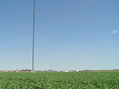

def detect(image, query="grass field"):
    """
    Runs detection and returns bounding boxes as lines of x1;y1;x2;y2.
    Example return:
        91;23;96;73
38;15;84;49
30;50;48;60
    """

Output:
0;72;119;89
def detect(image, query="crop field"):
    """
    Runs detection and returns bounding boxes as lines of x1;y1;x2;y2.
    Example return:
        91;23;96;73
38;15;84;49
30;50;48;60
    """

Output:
0;72;119;89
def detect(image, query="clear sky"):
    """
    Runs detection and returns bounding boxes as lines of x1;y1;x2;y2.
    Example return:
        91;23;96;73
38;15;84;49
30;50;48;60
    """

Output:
0;0;119;71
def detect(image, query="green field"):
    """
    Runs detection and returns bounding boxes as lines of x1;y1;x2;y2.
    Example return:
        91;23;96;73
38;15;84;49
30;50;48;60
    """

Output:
0;72;119;89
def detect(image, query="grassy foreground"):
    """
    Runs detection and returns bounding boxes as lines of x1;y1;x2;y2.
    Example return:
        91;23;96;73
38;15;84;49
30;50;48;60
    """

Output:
0;72;119;89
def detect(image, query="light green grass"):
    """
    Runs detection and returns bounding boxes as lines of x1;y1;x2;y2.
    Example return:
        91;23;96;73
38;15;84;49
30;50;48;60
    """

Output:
0;72;119;89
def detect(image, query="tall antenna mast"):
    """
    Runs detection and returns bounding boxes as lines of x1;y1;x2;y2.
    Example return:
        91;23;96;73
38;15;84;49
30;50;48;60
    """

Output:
32;0;35;71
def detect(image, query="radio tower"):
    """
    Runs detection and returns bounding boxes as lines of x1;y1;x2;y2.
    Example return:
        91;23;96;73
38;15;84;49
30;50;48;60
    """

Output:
32;0;35;71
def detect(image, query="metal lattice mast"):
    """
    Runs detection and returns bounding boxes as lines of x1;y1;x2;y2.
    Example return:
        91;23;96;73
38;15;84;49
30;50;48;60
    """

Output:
32;0;35;71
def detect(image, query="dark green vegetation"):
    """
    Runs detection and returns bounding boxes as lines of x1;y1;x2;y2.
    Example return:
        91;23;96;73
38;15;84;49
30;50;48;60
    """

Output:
0;72;119;89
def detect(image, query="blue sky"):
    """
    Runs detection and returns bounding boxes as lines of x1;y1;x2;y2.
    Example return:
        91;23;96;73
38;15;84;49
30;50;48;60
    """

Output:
0;0;119;70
